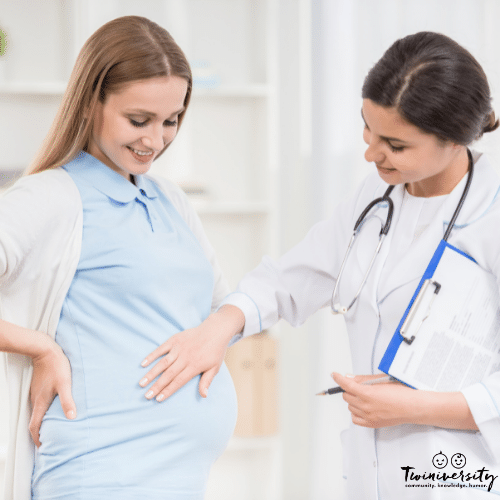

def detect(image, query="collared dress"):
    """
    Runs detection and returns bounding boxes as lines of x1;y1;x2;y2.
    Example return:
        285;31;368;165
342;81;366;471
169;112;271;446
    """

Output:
222;151;500;499
29;152;237;500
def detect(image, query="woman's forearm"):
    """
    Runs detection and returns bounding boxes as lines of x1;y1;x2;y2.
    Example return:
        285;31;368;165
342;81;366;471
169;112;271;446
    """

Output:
0;318;55;359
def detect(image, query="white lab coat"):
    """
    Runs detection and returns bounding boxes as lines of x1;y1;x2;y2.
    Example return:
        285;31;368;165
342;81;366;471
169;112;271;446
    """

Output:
222;151;500;499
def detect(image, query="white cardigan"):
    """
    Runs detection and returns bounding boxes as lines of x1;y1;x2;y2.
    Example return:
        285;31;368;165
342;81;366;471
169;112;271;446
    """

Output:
0;167;230;500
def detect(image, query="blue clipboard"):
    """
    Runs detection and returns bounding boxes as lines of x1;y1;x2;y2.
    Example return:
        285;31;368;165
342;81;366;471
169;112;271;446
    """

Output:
378;239;476;387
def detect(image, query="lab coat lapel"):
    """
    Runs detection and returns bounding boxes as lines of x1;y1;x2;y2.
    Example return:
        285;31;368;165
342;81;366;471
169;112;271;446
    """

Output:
372;182;440;303
376;151;500;303
443;152;500;233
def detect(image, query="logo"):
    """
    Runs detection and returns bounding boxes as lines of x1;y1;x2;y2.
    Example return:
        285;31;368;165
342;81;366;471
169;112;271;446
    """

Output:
0;28;7;57
401;451;498;492
451;453;466;469
432;451;447;469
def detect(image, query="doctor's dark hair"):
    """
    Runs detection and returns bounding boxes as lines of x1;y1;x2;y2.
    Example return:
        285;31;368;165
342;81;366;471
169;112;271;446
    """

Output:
28;16;192;175
362;31;498;145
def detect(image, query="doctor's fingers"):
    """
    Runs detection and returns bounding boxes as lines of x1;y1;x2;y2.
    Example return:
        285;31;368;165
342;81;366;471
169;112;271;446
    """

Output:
141;339;176;368
141;357;190;401
139;349;179;388
198;365;221;398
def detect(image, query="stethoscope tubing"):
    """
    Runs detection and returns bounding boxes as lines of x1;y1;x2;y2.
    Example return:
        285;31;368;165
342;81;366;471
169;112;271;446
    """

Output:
331;148;474;315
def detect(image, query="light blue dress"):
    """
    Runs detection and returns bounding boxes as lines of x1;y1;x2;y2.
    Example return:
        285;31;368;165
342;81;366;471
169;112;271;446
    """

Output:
31;152;237;500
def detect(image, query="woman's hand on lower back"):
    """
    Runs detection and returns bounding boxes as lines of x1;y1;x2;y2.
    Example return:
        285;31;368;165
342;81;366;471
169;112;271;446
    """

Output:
139;305;245;402
29;338;76;447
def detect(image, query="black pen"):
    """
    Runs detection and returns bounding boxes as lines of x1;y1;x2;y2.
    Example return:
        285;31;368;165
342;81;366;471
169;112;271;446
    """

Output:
316;375;395;395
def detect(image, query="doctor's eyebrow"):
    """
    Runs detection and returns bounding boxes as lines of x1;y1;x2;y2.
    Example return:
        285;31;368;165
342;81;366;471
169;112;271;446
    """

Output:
361;108;410;145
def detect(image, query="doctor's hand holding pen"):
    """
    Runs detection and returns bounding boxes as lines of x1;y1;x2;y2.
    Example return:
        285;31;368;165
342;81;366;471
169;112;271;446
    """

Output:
329;372;478;431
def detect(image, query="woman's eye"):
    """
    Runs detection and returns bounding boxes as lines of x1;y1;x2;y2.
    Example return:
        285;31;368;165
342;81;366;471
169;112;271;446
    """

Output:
130;119;147;128
164;119;178;127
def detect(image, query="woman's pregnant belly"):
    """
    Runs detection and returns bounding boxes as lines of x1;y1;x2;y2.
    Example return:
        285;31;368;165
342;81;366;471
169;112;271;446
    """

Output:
33;340;237;496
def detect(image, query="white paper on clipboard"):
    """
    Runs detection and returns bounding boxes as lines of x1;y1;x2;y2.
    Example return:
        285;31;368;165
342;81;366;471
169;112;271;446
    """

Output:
380;242;500;392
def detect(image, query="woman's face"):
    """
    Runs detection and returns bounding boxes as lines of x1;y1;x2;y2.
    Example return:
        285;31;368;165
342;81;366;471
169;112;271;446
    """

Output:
362;99;468;197
88;76;188;181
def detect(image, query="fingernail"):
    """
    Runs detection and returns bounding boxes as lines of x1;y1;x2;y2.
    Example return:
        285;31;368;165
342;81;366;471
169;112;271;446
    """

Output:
145;390;154;399
67;410;76;419
202;388;208;398
156;394;165;402
346;373;355;378
139;378;148;387
141;359;148;367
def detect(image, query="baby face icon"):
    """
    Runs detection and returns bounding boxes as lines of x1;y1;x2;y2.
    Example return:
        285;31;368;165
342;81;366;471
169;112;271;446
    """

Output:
432;451;448;469
451;453;466;469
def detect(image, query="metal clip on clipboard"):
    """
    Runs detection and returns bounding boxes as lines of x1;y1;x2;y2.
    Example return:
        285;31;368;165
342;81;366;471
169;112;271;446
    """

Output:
399;279;441;345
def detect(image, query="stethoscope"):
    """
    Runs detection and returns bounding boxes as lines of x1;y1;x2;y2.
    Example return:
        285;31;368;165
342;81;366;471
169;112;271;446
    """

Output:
331;148;474;315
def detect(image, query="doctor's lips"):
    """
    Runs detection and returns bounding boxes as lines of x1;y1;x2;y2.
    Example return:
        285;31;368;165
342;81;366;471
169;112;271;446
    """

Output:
376;164;397;173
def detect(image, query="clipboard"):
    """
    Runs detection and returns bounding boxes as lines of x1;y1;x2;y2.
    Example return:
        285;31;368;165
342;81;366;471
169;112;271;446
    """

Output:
379;239;500;392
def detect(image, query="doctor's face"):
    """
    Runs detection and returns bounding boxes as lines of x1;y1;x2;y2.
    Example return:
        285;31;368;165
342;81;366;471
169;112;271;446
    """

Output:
362;99;468;197
88;76;188;182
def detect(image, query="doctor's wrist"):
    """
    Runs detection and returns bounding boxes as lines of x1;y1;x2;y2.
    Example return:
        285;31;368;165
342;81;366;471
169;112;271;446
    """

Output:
208;305;245;345
413;390;479;431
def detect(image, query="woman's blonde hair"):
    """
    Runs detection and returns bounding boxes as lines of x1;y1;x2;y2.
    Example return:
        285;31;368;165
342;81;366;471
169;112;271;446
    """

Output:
27;15;192;175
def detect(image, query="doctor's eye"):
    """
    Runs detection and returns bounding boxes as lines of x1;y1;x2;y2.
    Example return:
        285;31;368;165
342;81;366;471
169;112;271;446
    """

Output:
388;142;405;153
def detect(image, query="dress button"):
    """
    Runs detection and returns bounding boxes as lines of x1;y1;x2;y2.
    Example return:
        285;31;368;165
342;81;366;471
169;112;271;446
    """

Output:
373;461;377;467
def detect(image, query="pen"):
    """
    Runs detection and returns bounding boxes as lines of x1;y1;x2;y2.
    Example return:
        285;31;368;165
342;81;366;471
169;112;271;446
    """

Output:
316;375;396;395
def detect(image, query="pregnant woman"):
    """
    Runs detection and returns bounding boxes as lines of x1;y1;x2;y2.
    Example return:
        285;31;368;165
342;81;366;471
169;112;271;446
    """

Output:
0;15;237;500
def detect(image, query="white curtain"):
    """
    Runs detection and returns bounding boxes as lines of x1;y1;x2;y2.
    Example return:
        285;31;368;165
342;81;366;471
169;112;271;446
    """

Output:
309;1;500;498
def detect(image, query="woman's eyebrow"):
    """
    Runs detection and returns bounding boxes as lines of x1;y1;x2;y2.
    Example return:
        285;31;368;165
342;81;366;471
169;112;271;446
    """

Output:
126;107;185;119
361;108;409;144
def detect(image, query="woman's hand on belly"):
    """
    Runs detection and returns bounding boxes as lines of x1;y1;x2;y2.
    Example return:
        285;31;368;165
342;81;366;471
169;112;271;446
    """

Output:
30;337;77;446
139;305;245;402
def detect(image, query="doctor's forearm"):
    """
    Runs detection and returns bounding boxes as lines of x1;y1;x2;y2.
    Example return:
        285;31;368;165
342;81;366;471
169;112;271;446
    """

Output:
413;390;479;431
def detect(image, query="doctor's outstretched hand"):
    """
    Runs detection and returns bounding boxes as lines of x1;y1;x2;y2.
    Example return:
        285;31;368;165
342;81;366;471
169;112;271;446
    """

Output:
139;305;245;402
332;372;479;431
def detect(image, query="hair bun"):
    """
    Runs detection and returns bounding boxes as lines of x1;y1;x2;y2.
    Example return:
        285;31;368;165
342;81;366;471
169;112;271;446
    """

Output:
483;111;500;135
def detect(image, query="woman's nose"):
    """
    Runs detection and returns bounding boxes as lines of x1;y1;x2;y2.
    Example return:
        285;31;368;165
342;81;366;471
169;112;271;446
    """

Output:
142;126;165;151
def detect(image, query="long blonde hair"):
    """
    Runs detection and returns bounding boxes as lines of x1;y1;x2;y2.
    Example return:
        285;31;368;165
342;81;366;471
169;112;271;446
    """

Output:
27;16;192;175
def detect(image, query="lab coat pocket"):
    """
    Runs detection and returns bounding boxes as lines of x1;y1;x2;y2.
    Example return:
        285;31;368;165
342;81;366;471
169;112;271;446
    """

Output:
340;428;350;480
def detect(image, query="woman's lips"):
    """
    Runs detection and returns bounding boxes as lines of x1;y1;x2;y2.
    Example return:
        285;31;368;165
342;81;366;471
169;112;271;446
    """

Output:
127;146;154;164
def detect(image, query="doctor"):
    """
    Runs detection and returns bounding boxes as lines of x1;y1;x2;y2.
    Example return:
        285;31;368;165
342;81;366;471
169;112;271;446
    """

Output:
140;32;500;498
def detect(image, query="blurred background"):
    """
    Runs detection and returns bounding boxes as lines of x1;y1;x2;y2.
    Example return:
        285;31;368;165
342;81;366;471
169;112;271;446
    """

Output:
1;1;500;499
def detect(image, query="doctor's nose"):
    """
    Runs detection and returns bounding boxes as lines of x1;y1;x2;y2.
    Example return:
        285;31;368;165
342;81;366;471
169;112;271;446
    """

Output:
364;138;385;164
